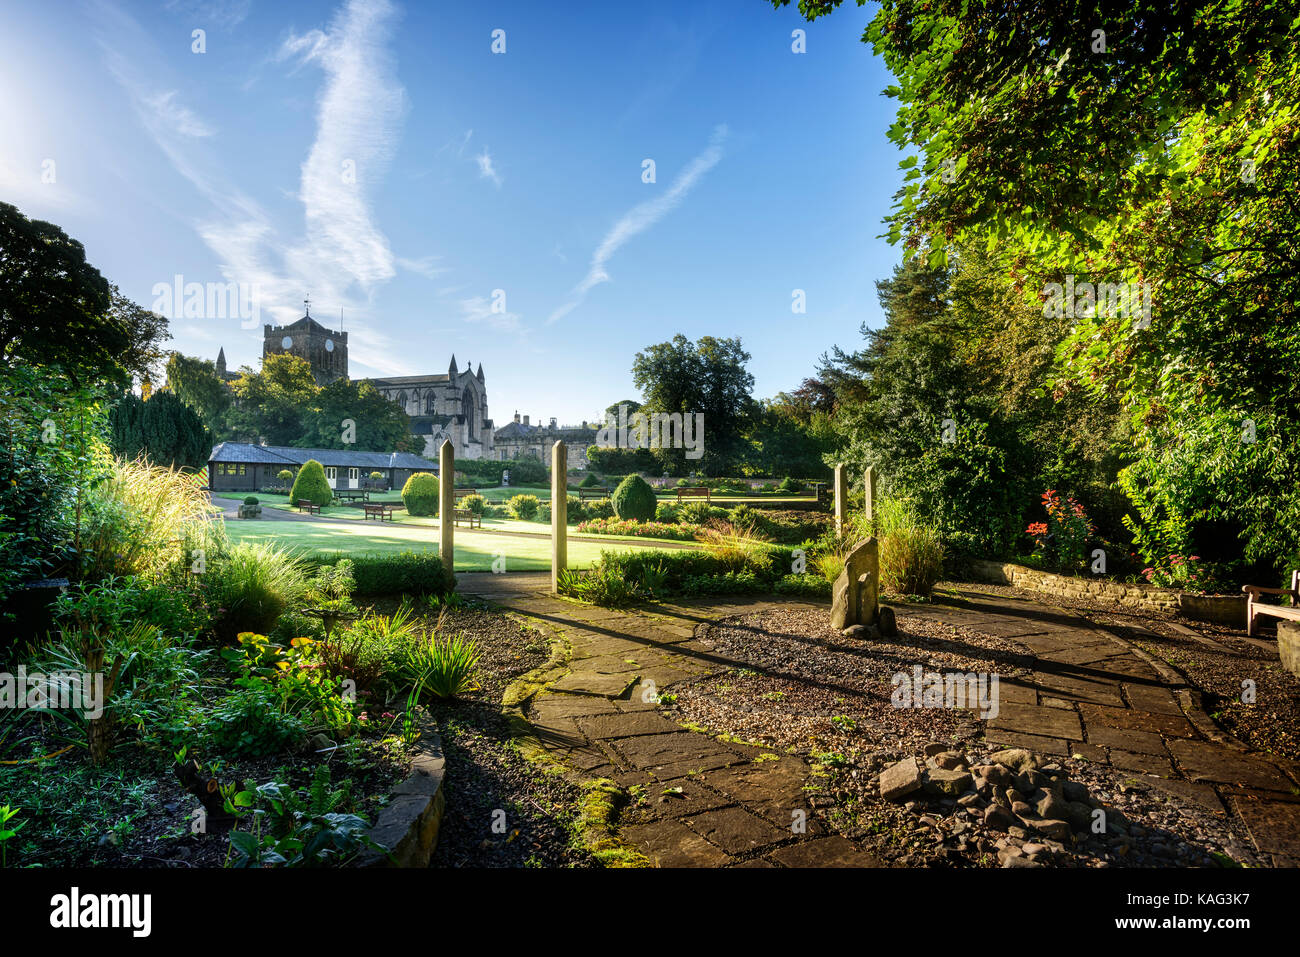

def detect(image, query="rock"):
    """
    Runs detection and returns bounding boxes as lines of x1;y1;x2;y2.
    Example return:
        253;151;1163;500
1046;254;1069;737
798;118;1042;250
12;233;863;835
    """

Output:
1021;842;1048;857
1015;769;1048;794
932;751;969;771
1036;791;1070;822
923;742;950;757
957;793;982;808
830;538;879;630
997;845;1024;865
1062;781;1090;803
880;757;924;801
982;763;1014;787
1004;855;1044;868
877;605;898;637
1030;818;1073;842
307;733;334;752
988;748;1037;772
984;804;1015;831
1008;826;1029;840
1011;800;1034;818
1067;801;1095;833
925;768;973;797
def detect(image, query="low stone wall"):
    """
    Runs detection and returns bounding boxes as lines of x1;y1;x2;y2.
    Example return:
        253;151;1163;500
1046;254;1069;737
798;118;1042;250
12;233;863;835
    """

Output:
968;560;1246;626
359;728;446;868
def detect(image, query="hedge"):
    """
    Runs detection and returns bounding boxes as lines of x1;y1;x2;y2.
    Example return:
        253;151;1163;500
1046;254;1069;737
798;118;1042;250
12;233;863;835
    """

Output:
309;551;455;597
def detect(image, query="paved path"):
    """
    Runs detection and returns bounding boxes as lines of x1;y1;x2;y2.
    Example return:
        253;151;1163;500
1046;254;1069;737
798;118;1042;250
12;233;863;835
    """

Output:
459;573;1300;867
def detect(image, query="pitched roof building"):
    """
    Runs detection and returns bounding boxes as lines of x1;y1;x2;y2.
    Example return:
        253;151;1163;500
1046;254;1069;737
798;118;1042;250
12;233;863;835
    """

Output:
207;441;437;493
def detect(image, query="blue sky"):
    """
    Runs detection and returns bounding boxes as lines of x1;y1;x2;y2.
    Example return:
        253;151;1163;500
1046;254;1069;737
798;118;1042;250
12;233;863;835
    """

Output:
0;0;905;425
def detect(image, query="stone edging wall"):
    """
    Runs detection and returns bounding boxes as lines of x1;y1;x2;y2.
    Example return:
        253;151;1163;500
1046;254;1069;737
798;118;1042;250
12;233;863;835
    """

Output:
968;560;1246;626
359;726;446;867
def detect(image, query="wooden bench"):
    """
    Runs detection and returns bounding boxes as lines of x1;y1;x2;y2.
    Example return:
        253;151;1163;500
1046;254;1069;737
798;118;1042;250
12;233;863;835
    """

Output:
578;486;610;502
675;486;711;503
453;508;482;528
296;499;322;515
362;503;398;522
453;487;478;502
334;489;369;503
1243;570;1300;636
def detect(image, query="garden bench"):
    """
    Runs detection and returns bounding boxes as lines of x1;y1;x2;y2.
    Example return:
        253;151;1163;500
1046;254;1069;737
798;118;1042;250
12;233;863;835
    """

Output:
578;487;610;501
334;489;369;503
362;503;397;521
675;486;711;503
453;508;482;528
454;487;478;501
296;499;322;515
1243;570;1300;636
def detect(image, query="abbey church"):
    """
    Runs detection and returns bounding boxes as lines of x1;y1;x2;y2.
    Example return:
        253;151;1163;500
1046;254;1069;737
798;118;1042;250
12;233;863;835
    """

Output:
215;307;495;461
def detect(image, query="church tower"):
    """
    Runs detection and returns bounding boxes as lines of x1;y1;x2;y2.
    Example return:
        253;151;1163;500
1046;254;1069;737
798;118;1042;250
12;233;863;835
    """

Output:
262;299;348;385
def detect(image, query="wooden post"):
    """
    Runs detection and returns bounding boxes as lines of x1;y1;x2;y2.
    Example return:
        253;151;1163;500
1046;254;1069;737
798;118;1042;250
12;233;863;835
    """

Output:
439;440;454;577
864;465;876;530
834;463;848;535
551;441;567;593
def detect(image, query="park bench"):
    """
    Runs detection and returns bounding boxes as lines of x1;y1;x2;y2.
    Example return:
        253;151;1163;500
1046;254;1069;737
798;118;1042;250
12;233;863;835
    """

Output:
454;487;478;502
334;489;369;503
362;503;398;522
578;486;610;502
453;508;482;529
296;499;322;515
675;486;711;503
1243;570;1300;636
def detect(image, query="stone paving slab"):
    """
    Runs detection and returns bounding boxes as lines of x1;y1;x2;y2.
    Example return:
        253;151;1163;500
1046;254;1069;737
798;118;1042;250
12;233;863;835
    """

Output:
682;806;790;856
576;710;680;739
767;835;880;868
620;818;732;868
1079;703;1197;738
549;671;641;698
989;702;1084;739
1166;739;1294;792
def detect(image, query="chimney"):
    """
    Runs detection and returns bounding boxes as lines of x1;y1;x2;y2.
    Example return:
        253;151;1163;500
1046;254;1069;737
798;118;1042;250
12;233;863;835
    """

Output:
522;415;530;427
513;411;520;424
550;417;557;429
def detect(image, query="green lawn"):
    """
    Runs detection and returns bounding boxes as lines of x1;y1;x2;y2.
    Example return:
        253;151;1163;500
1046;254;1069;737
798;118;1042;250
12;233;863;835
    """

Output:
221;515;685;571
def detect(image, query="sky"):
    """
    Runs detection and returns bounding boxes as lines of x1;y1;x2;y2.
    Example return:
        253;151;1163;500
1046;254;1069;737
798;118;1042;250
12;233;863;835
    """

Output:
0;0;906;426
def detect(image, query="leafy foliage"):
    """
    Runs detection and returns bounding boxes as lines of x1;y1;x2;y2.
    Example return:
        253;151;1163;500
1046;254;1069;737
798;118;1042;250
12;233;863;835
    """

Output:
611;474;657;522
401;471;439;517
290;460;333;507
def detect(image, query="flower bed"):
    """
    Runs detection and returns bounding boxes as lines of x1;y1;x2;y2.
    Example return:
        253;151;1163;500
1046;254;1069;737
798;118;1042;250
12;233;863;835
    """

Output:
574;518;698;541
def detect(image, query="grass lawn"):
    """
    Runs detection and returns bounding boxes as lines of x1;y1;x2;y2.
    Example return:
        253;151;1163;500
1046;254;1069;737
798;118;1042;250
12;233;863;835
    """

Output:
221;515;685;571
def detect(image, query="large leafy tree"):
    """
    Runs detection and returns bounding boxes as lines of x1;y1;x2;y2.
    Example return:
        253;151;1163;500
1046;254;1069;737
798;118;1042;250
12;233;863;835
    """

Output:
632;334;757;475
165;353;232;435
0;202;119;382
776;0;1300;574
108;285;171;387
226;352;318;446
299;378;420;453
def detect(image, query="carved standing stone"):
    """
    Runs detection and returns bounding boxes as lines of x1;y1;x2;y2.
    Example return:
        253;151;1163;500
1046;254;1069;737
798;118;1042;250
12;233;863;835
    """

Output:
830;537;879;630
834;463;848;534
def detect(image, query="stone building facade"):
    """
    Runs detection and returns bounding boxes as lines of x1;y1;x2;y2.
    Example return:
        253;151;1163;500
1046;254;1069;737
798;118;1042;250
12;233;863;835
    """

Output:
492;413;596;469
261;310;348;385
370;355;495;461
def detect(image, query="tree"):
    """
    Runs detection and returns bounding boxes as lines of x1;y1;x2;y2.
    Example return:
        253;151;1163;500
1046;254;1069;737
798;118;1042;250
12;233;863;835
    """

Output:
108;391;209;470
165;353;231;436
0;202;118;382
226;353;318;446
107;286;170;387
631;335;756;475
299;378;419;452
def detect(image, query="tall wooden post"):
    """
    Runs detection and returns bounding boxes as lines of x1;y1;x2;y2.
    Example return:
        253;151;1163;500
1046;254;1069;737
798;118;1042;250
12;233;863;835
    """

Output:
551;441;567;593
864;465;876;530
439;440;454;576
834;463;848;535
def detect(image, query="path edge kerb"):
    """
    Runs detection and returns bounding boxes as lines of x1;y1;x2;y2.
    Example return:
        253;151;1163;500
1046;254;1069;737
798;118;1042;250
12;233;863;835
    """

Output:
358;720;446;868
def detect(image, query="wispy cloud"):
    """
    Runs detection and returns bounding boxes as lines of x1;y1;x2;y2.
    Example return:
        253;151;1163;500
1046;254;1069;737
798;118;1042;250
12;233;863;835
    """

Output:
98;0;415;375
475;147;501;187
459;295;521;333
396;255;446;280
164;0;252;30
548;124;727;324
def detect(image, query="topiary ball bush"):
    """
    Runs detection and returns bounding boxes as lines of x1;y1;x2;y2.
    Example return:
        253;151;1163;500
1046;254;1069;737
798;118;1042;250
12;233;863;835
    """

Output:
243;496;259;506
579;473;601;489
402;472;440;516
277;469;293;483
290;459;333;506
612;474;657;522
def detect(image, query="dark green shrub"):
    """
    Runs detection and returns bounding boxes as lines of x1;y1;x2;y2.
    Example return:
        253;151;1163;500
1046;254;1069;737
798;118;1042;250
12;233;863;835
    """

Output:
773;573;833;599
243;495;259;506
579;474;601;488
311;552;455;597
583;498;614;520
402;472;440;516
290;460;333;506
204;683;305;757
611;475;656;521
776;476;805;494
